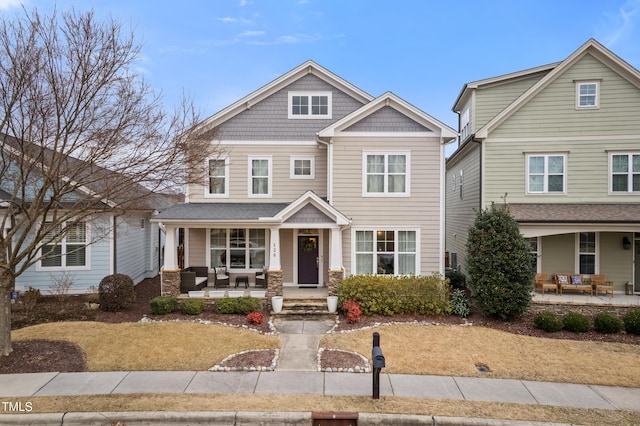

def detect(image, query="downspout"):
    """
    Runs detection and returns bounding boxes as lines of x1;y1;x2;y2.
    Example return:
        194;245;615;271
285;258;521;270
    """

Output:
112;214;118;275
315;133;332;204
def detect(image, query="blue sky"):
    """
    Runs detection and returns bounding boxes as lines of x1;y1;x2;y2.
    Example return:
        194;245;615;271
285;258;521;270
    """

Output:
3;0;640;147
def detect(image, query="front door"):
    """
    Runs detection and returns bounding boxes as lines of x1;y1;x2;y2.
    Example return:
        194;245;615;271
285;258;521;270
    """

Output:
298;235;319;286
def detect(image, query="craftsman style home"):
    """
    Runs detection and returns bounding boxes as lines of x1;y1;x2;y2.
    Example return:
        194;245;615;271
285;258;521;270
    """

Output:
155;61;456;297
446;39;640;295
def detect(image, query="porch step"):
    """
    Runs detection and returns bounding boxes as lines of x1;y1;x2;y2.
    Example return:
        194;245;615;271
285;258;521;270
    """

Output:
272;297;337;319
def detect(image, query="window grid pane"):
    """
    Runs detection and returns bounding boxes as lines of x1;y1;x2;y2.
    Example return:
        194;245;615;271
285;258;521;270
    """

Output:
294;159;311;176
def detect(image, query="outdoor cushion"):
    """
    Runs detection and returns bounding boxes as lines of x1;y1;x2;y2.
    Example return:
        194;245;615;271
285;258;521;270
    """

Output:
557;274;569;284
571;275;582;285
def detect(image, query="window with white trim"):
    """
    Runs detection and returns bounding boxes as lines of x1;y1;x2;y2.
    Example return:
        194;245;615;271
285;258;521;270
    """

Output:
288;91;332;119
576;81;599;108
611;153;640;193
40;221;88;269
210;228;266;270
290;156;315;179
363;152;410;196
249;156;272;197
578;232;596;275
527;154;565;193
207;157;228;197
354;229;417;275
526;237;539;272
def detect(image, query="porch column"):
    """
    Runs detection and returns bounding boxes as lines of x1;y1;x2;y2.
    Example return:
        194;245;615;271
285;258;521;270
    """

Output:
266;227;283;303
328;227;344;296
161;225;180;297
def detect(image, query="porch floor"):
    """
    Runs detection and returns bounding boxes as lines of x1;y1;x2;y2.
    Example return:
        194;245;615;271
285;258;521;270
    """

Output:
532;291;640;306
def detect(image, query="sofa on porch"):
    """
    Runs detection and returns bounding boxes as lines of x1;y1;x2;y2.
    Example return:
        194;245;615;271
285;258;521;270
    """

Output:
180;266;209;293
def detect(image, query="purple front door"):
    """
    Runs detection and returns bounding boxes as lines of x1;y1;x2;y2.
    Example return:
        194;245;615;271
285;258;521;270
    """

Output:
298;236;319;285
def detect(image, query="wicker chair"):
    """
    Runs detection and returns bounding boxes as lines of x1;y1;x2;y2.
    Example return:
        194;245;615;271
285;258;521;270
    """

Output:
255;267;267;288
213;267;230;288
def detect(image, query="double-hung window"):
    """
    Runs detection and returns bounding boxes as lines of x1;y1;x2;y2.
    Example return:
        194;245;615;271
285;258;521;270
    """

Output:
578;232;596;275
210;228;266;270
576;81;599;109
249;156;271;197
288;91;332;119
611;153;640;193
207;157;228;197
363;152;410;196
354;229;417;275
527;154;565;193
40;221;88;270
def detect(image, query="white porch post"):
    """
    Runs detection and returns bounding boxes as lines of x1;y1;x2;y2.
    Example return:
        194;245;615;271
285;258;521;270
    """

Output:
164;225;179;270
269;227;281;270
329;227;343;270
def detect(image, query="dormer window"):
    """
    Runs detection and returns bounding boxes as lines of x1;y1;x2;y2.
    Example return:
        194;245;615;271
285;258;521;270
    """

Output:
288;91;332;119
576;81;599;109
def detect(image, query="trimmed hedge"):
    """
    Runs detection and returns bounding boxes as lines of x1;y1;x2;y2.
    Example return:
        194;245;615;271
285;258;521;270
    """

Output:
534;311;563;332
624;309;640;335
99;274;136;312
337;274;451;316
215;297;262;315
150;296;178;315
181;298;205;315
562;312;590;333
593;312;623;334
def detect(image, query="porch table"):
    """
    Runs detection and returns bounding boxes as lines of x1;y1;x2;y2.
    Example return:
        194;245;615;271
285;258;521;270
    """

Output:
235;275;249;288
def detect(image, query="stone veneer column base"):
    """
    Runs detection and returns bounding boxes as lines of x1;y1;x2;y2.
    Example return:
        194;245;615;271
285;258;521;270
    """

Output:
266;269;283;308
328;269;344;297
161;269;181;297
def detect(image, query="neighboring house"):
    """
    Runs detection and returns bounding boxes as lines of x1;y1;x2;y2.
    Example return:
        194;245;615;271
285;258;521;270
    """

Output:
155;60;457;297
0;137;172;295
446;39;640;294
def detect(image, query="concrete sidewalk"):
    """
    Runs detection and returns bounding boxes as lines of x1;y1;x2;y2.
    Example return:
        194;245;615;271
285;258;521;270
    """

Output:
1;369;639;412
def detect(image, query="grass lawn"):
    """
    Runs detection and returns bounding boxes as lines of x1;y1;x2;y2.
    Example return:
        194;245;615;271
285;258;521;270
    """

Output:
321;324;640;388
11;321;280;371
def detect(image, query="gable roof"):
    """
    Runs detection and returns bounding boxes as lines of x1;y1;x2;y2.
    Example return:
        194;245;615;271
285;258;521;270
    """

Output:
317;91;457;141
475;38;640;139
194;60;374;136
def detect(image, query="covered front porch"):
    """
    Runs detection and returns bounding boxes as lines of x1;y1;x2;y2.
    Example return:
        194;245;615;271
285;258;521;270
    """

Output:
155;191;351;299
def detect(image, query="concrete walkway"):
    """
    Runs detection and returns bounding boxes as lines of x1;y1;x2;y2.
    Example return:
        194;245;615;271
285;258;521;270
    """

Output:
272;318;334;371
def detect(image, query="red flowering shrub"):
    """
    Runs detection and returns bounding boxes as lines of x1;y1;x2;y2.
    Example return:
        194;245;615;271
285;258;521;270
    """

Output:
247;311;264;324
341;300;362;323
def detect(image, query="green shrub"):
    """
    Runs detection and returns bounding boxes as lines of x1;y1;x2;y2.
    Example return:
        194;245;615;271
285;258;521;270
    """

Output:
534;311;563;332
593;312;623;334
466;203;534;320
215;297;262;315
623;309;640;335
337;274;451;316
149;296;177;315
450;289;470;318
562;312;590;333
181;298;205;315
98;274;136;312
445;270;466;290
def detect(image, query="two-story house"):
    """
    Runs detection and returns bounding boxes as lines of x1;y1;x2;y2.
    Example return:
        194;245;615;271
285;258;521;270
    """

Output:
446;39;640;295
155;60;456;298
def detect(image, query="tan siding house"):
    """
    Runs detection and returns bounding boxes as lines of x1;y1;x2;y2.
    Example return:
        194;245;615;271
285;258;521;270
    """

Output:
155;61;456;298
446;39;640;295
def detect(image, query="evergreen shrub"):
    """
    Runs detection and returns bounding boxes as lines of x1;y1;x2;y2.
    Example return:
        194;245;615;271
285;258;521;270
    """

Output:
337;274;450;316
534;311;563;332
98;274;136;312
215;297;261;315
150;296;178;315
562;312;590;333
181;298;205;315
450;289;470;318
624;309;640;335
593;312;623;334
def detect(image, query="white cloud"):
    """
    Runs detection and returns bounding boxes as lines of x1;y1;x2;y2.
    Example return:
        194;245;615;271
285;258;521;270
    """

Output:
0;0;22;10
597;0;640;47
240;30;265;37
216;17;237;23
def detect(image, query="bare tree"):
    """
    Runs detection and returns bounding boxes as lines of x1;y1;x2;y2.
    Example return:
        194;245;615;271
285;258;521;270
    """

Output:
0;7;214;356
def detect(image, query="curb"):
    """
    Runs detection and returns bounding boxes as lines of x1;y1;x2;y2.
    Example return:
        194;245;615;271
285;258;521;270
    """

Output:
0;411;575;425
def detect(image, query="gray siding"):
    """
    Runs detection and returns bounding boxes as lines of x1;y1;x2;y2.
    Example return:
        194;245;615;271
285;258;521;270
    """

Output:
217;74;364;141
445;143;481;273
599;232;633;292
116;214;158;284
332;136;443;275
344;106;430;132
540;234;575;275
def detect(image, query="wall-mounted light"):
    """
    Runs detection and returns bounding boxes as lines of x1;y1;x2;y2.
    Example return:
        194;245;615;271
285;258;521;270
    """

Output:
623;236;631;250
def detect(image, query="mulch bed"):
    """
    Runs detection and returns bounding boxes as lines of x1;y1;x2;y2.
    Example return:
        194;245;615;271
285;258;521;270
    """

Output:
2;277;638;374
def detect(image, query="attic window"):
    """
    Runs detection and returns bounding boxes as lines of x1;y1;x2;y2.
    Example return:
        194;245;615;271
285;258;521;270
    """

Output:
576;81;599;109
288;91;332;119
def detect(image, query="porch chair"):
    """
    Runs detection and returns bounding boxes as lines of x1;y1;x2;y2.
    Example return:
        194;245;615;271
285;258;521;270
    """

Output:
591;274;614;298
255;267;267;288
535;273;557;295
213;267;230;288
